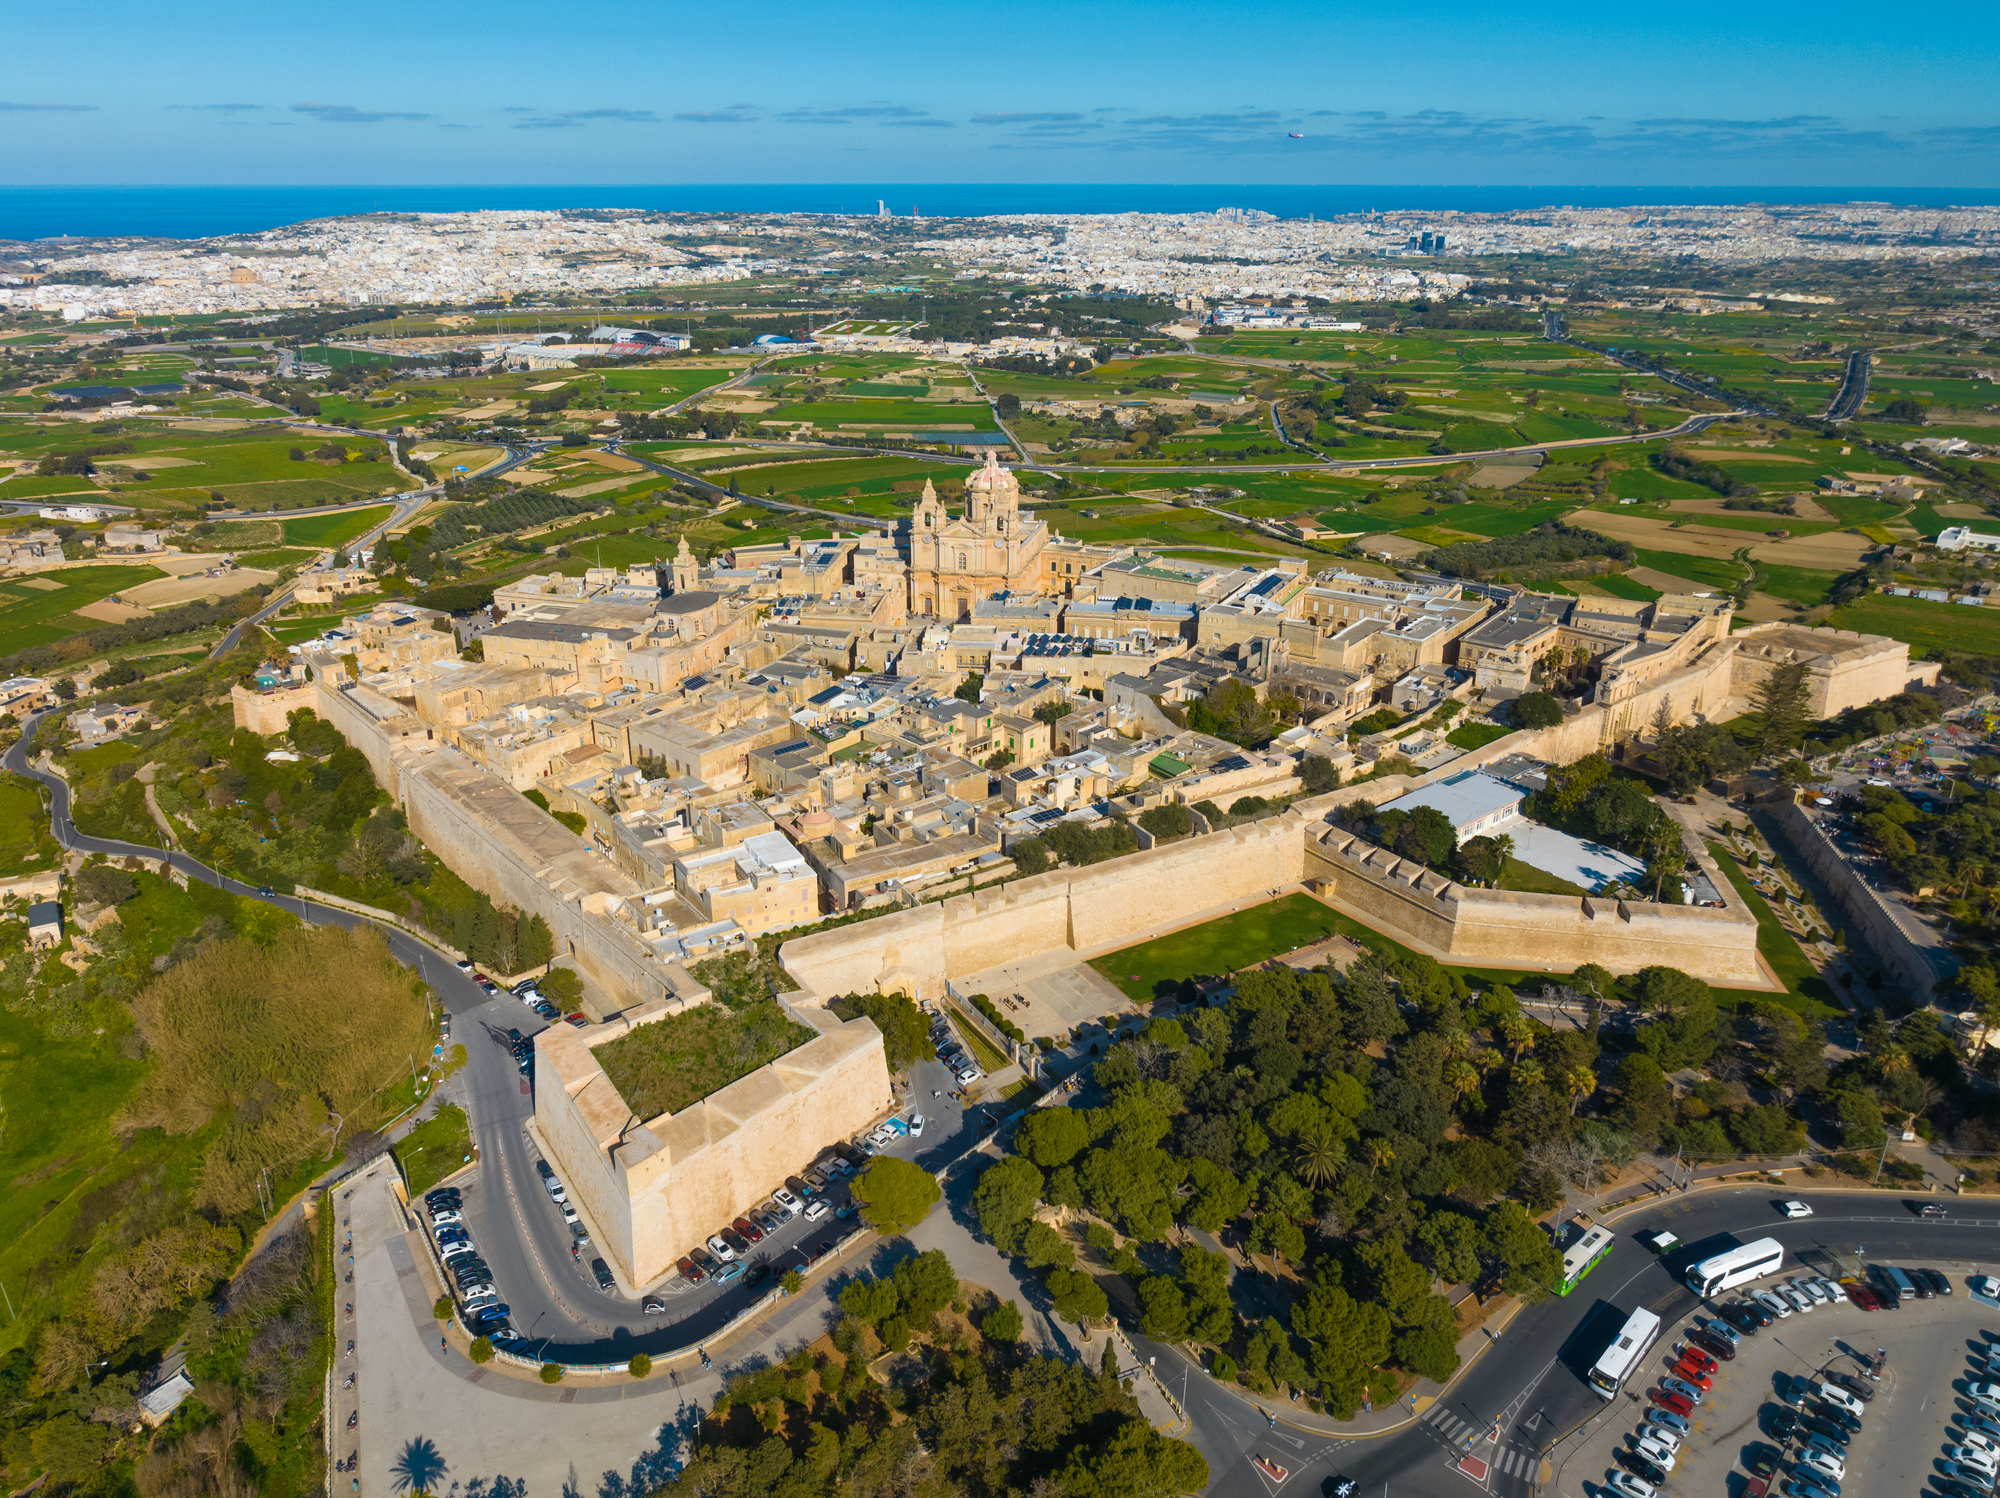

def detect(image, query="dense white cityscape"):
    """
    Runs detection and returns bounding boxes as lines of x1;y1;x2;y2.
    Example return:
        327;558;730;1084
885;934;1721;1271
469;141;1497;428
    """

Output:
6;199;2000;320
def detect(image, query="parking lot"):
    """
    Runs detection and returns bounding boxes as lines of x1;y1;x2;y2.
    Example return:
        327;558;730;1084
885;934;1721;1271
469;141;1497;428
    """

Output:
420;985;982;1349
1554;1263;2000;1498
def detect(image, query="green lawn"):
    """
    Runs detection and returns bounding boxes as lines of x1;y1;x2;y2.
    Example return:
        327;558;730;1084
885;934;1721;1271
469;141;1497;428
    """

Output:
282;505;393;548
1446;722;1514;751
394;1104;473;1197
1705;842;1843;1017
1827;593;2000;656
1496;859;1588;897
0;563;169;656
1089;891;1347;1004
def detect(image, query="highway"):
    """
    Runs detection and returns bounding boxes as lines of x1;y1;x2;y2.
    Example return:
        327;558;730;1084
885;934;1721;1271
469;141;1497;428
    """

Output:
1826;349;1873;420
9;706;2000;1489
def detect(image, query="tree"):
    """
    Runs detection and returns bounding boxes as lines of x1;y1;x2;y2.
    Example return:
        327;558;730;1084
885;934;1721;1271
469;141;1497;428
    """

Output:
851;1155;942;1235
1060;1418;1209;1498
1293;1123;1345;1187
830;989;935;1073
1047;1266;1108;1325
629;1352;652;1378
1015;1107;1093;1168
1390;805;1456;868
1414;1210;1483;1286
982;1299;1024;1342
517;913;554;969
1482;1200;1562;1298
1615;1052;1675;1144
1291;1282;1392;1417
1021;1220;1075;1271
1138;802;1193;842
1632;965;1722;1070
1300;754;1341;795
1883;398;1927;424
1138;1275;1190;1341
955;672;984;704
1012;837;1049;875
1514;692;1563;729
995;391;1022;419
1749;661;1812;760
974;1156;1044;1251
538;967;584;1007
468;1336;494;1364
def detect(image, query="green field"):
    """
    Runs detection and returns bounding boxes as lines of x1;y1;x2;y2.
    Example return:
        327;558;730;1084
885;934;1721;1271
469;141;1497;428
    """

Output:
760;398;999;431
1445;722;1514;751
0;772;58;876
1089;891;1346;1004
1754;562;1842;608
1705;843;1842;1017
1496;859;1588;897
1828;593;2000;656
1593;574;1664;602
281;505;394;548
1633;548;1745;591
0;564;169;656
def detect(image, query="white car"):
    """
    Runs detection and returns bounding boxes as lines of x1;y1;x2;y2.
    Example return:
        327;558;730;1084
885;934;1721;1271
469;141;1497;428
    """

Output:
1775;1282;1814;1314
1788;1277;1829;1305
440;1240;477;1262
1632;1437;1676;1471
1751;1289;1792;1319
1606;1472;1655;1498
1958;1431;2000;1461
1647;1410;1691;1437
771;1187;801;1217
1973;1276;2000;1306
803;1198;830;1222
1949;1446;2000;1474
430;1210;463;1229
1639;1423;1682;1451
1780;1200;1813;1218
909;1113;925;1137
1798;1451;1844;1482
956;1066;980;1085
1972;1382;2000;1409
706;1233;737;1262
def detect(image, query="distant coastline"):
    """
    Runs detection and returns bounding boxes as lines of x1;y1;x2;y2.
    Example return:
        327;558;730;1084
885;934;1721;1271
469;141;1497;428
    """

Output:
6;183;2000;243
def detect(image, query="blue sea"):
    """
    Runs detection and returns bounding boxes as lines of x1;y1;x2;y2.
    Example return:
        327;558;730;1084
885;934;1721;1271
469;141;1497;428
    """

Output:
5;184;2000;242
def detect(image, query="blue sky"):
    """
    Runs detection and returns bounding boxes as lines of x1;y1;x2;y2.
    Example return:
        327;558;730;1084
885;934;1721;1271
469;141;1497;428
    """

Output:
5;0;1997;185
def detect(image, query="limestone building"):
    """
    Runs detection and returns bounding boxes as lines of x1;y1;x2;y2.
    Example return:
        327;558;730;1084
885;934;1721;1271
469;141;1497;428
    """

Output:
908;451;1050;620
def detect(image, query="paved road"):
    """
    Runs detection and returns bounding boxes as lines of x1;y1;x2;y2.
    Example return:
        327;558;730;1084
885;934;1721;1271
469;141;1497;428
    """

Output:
1826;349;1873;421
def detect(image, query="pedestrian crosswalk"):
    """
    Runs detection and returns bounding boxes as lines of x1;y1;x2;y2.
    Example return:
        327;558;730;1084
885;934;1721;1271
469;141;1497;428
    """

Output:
1420;1407;1536;1480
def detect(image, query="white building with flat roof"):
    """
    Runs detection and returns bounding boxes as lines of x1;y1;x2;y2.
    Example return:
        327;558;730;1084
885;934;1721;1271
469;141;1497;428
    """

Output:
1378;770;1524;844
1936;526;2000;553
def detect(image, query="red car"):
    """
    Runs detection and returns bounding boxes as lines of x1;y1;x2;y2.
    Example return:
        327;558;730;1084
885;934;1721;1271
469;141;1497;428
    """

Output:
1687;1329;1737;1361
677;1255;704;1284
565;1012;588;1028
1653;1389;1694;1418
1669;1363;1713;1391
1844;1282;1881;1311
1677;1348;1718;1376
732;1215;765;1244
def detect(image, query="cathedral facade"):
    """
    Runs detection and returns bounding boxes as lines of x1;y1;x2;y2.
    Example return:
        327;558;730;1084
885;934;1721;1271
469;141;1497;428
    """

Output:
906;451;1050;620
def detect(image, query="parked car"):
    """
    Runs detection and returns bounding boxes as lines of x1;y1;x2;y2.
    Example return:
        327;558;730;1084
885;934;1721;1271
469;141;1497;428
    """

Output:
591;1257;615;1291
956;1066;981;1085
715;1262;744;1285
677;1256;704;1284
425;1188;462;1209
733;1216;765;1244
721;1228;751;1256
909;1113;925;1137
804;1198;830;1222
690;1248;722;1277
1971;1276;2000;1305
750;1208;780;1237
1661;1376;1706;1406
1968;1382;2000;1410
1827;1372;1874;1403
1733;1299;1776;1328
1631;1437;1677;1471
534;1001;560;1022
1719;1302;1763;1333
1668;1365;1712;1392
1619;1452;1668;1488
1639;1422;1681;1451
430;1210;463;1229
1647;1409;1690;1437
565;1013;588;1028
1688;1329;1737;1361
440;1241;477;1262
706;1233;736;1262
1605;1472;1654;1498
642;1295;668;1314
1652;1389;1694;1418
1767;1409;1801;1442
772;1186;802;1215
1920;1267;1955;1296
1797;1449;1845;1482
1774;1283;1814;1315
1677;1347;1717;1376
1750;1289;1792;1319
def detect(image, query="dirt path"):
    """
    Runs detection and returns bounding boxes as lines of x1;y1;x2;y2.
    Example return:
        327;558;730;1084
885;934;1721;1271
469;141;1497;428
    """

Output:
134;762;176;843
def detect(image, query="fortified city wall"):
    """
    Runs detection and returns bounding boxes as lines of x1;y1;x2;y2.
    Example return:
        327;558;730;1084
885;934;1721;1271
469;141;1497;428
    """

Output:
1300;825;1767;986
1767;797;1960;1000
534;1002;891;1287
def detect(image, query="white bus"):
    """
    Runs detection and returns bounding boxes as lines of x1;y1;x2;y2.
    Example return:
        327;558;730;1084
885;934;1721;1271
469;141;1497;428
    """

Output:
1559;1226;1616;1296
1589;1306;1662;1399
1685;1238;1785;1298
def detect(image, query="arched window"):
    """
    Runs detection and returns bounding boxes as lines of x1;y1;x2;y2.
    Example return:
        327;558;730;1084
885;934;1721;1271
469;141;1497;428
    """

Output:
957;552;968;571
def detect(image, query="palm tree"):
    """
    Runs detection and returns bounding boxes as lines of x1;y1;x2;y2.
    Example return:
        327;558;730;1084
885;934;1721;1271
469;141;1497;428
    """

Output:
1500;1011;1538;1062
1512;1057;1546;1089
1447;1059;1483;1109
1367;1140;1395;1179
1472;1047;1505;1080
391;1438;449;1495
1565;1065;1597;1115
1439;1026;1472;1060
1294;1126;1343;1188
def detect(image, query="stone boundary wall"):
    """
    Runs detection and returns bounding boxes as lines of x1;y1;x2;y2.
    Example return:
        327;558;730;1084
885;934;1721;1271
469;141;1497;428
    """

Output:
1768;798;1959;1002
779;777;1417;1003
230;681;315;736
1302;824;1767;986
534;1007;891;1285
